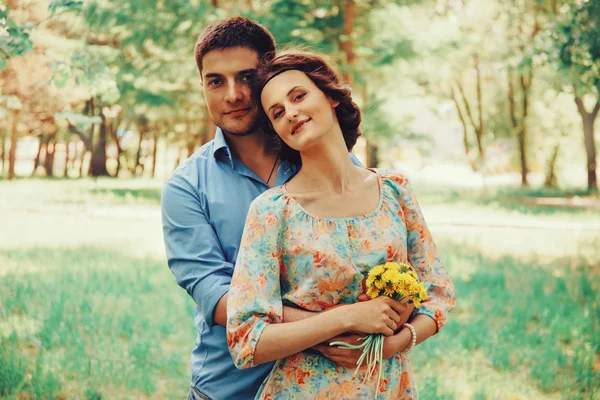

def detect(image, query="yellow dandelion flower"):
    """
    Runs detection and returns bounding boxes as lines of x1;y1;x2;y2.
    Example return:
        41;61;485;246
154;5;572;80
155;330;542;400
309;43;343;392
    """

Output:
369;264;386;279
383;285;396;297
367;286;381;299
366;274;376;288
381;269;401;284
374;278;387;290
384;262;401;271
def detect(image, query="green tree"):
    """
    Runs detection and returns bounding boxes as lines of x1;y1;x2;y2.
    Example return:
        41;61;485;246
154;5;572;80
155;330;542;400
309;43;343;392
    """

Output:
549;0;600;191
256;0;419;167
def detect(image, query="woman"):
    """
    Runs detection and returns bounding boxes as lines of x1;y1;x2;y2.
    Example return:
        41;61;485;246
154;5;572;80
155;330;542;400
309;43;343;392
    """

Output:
227;50;456;399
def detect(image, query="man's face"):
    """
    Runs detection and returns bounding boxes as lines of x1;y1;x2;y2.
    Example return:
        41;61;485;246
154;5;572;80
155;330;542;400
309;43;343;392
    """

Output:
201;47;260;136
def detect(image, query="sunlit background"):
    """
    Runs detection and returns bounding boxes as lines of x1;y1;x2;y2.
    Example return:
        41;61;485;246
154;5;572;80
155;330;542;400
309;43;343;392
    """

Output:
1;0;599;399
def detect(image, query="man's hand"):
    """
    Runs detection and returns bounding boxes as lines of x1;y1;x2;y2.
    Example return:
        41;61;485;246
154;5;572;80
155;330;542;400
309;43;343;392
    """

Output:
313;333;367;369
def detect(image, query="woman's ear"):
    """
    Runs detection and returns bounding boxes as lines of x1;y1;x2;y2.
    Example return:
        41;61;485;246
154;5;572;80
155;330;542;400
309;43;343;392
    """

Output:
327;96;340;108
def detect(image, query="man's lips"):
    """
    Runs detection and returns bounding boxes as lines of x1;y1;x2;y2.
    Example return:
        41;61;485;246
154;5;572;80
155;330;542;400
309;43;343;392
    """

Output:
224;107;251;116
292;119;310;135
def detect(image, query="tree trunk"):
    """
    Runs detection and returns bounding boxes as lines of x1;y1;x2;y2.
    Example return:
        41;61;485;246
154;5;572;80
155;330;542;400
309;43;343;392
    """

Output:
63;141;70;178
31;136;43;177
574;97;599;192
44;134;56;177
151;131;159;178
90;116;109;177
545;142;560;188
8;111;18;180
508;68;531;186
474;56;485;165
450;86;477;170
133;122;146;175
79;149;86;178
108;119;124;178
341;0;356;85
0;132;5;176
366;140;379;168
456;76;484;170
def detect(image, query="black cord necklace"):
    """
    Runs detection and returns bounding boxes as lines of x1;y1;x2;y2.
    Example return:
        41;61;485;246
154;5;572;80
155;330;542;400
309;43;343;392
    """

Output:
266;155;279;186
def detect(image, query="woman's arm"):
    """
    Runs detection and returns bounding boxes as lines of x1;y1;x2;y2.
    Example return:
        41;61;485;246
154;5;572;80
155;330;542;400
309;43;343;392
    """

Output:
394;173;456;336
253;296;407;366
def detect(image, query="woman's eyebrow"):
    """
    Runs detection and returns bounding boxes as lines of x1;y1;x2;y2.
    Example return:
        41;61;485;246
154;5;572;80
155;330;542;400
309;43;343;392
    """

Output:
267;86;305;115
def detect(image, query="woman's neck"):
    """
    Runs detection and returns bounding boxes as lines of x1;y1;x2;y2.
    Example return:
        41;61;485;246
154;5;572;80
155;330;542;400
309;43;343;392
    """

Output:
296;128;358;194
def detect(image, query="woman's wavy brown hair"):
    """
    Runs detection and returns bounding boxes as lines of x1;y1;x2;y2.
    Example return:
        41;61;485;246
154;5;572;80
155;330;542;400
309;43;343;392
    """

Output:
254;50;362;164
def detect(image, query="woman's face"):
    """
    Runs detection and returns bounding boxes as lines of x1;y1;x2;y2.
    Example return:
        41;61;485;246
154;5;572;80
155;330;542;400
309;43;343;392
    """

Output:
260;69;339;152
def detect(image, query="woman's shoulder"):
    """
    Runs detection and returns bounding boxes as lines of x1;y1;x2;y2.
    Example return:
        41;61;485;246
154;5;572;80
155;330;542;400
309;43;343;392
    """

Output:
372;168;412;194
248;186;290;215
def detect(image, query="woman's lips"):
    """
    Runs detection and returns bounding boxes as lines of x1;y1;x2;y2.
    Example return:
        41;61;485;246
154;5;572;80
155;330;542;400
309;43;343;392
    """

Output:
292;119;310;135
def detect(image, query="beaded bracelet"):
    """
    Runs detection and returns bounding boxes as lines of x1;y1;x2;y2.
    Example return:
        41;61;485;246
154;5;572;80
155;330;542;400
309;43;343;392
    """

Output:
401;323;417;354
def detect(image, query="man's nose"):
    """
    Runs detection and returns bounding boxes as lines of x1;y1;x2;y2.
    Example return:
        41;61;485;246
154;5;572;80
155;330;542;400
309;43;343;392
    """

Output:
225;82;244;103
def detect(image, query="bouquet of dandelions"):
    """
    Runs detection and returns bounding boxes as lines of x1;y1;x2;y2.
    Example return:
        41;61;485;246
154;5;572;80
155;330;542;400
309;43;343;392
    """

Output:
330;262;428;386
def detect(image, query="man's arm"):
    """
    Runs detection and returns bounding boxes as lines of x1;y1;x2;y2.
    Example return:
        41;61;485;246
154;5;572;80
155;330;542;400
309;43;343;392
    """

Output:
161;177;233;327
163;177;317;327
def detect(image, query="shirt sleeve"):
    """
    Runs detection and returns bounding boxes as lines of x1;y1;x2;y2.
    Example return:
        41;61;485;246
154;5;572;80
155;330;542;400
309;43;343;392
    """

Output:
226;198;283;369
392;174;456;333
161;176;233;327
349;152;364;167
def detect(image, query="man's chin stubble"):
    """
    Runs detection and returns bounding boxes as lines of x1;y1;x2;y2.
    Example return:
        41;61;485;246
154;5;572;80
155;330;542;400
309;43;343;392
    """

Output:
221;116;263;137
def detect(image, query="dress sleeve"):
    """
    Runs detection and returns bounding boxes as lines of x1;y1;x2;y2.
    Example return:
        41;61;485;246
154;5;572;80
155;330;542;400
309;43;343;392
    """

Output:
391;174;456;333
226;196;283;369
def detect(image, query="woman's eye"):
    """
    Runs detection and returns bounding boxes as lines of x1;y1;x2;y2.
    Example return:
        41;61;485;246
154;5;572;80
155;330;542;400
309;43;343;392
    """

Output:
273;110;284;119
294;93;306;102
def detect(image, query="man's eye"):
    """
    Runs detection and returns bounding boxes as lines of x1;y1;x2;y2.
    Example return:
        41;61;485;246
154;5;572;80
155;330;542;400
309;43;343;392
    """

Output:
209;79;222;86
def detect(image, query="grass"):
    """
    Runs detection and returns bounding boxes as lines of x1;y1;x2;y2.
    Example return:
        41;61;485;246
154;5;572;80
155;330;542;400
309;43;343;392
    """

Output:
0;248;196;400
1;242;598;399
411;239;600;399
1;178;599;399
413;184;599;219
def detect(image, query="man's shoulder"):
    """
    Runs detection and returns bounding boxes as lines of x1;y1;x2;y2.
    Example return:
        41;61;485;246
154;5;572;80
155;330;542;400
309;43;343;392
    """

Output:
161;141;219;203
165;141;216;184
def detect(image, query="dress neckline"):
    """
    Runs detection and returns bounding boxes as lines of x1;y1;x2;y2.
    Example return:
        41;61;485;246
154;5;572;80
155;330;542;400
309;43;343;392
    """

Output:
281;169;385;222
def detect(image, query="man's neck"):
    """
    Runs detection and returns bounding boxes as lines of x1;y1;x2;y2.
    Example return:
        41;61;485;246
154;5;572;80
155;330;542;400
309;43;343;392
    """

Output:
223;130;277;170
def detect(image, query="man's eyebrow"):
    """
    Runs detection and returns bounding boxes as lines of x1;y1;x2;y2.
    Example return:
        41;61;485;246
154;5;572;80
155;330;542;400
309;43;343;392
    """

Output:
203;73;223;79
267;86;302;114
236;69;257;76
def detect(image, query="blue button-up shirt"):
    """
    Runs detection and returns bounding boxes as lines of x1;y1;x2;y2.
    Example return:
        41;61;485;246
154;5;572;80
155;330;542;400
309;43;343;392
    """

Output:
161;128;361;400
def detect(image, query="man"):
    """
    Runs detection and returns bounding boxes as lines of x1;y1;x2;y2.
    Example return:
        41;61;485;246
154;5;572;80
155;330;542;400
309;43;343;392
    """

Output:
161;16;412;400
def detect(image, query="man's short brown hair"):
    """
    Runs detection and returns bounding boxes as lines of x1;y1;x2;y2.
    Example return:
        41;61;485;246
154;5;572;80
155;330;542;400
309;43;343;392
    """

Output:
194;16;276;74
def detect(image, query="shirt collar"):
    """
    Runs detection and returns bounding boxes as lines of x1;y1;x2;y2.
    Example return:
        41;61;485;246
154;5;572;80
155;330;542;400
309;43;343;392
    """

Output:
212;127;231;158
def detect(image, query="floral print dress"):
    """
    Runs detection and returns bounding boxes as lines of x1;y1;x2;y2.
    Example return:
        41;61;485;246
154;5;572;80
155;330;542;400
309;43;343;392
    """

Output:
227;170;456;399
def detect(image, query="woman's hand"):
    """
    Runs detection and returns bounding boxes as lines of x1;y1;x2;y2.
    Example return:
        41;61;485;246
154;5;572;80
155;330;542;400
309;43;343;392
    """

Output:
344;296;407;336
382;328;412;359
357;294;415;333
